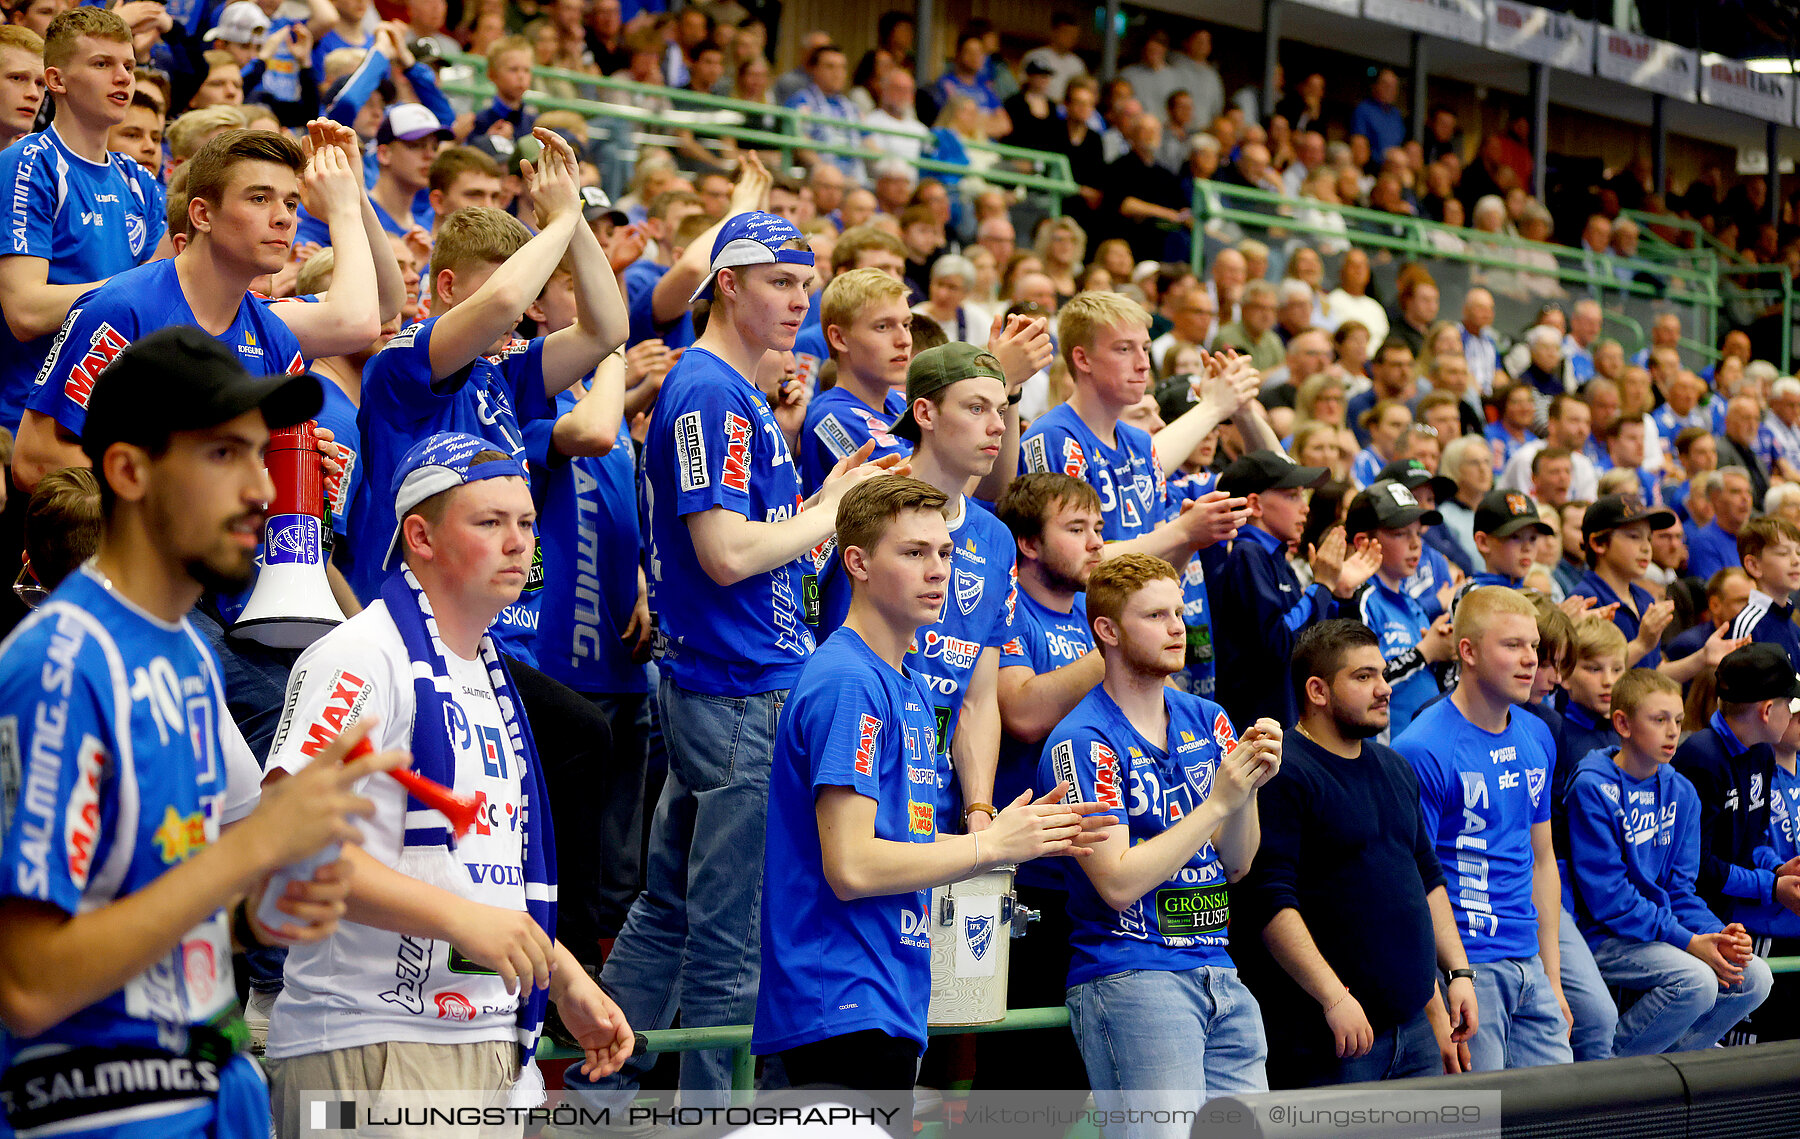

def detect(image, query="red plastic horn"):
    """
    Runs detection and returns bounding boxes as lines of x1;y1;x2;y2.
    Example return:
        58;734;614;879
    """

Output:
345;737;482;841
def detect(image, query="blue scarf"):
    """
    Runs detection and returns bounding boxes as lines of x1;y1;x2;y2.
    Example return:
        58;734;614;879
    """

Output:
381;566;557;1070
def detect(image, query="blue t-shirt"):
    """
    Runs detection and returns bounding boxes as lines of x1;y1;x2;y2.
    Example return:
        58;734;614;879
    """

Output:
644;347;813;695
753;629;942;1054
1354;575;1438;737
1020;404;1171;542
1167;468;1218;697
817;496;1015;775
622;258;694;349
349;319;552;613
0;126;165;432
525;394;647;696
28;258;305;439
793;319;828;393
0;568;259;1134
797;385;911;495
314;377;361;541
996;590;1091;811
1567;569;1662;669
1393;696;1556;963
1042;686;1238;986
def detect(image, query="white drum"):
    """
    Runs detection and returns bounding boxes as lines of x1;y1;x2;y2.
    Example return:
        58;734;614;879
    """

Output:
927;866;1020;1027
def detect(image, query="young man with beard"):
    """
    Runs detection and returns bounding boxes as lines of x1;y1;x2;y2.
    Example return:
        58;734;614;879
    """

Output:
12;124;397;493
982;471;1106;1091
756;476;1107;1096
1043;554;1282;1136
0;9;161;436
263;433;633;1132
0;327;401;1139
572;209;900;1102
1234;619;1478;1088
1393;586;1573;1071
816;343;1019;836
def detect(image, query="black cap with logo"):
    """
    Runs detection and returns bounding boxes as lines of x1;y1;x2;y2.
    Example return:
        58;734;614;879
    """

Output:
1346;479;1444;535
1473;488;1554;539
1715;642;1800;704
1581;494;1677;540
1218;449;1330;497
1375;458;1456;508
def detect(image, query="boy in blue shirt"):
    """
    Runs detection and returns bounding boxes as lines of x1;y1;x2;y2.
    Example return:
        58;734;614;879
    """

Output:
349;128;628;628
1724;515;1800;670
578;207;901;1102
1213;449;1381;727
798;266;915;494
1569;495;1677;669
1567;668;1774;1054
756;476;1107;1092
0;8;163;435
1346;479;1454;738
815;342;1019;828
1393;585;1574;1071
1043;553;1283;1135
0;327;397;1139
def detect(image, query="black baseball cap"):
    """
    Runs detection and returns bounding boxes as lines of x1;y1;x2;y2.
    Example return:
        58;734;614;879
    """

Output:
1218;449;1329;497
890;343;1007;442
1473;488;1553;538
1345;479;1442;535
1715;642;1800;704
1582;494;1677;540
1376;458;1456;508
80;326;323;467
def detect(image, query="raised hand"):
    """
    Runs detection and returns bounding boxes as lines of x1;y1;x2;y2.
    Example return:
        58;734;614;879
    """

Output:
730;150;773;215
984;783;1114;864
989;314;1053;388
298;134;363;222
523;128;582;226
1172;490;1251;550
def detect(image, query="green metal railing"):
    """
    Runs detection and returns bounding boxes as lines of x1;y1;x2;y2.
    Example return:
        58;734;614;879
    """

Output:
1622;208;1745;269
546;959;1800;1092
434;53;1077;205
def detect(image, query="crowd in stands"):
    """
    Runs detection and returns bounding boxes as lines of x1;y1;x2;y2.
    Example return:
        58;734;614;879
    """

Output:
4;1;1800;1137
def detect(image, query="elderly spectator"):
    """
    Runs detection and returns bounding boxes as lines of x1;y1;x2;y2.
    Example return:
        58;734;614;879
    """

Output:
1103;112;1191;260
1326;248;1387;347
1282;129;1327;198
1295;370;1349;431
872;155;916;215
1203;245;1247;325
864;67;930;162
1272;278;1314;346
1719;394;1772;508
1213;279;1284;371
1437;433;1495;563
1564;297;1602;382
1184;131;1222;188
1212;140;1285;205
1634;311;1682;370
784;42;865;180
912;254;990;345
1515;323;1578;429
1758;375;1800;482
1687;467;1756;582
1260;328;1334;419
975;212;1016;268
1515;201;1565;298
1458;287;1504;396
1150;286;1216;372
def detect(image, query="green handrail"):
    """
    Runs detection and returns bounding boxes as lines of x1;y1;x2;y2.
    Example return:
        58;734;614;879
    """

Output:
1621;208;1747;268
435;52;1077;200
1191;181;1717;301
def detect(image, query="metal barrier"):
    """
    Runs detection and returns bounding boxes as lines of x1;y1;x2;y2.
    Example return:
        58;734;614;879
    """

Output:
542;957;1800;1092
431;53;1077;209
1188;181;1727;366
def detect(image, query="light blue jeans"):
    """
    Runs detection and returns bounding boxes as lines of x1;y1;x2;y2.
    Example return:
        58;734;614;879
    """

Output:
1560;907;1619;1062
564;680;786;1106
1068;966;1268;1139
1465;955;1576;1071
1589;936;1775;1056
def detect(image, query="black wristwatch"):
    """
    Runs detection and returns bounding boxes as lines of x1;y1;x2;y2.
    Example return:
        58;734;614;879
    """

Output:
1447;968;1477;983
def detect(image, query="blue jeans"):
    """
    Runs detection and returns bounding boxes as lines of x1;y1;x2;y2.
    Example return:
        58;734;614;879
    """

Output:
1068;966;1268;1139
1324;1006;1441;1085
565;680;786;1104
1589;936;1775;1056
1559;907;1619;1062
1465;955;1575;1071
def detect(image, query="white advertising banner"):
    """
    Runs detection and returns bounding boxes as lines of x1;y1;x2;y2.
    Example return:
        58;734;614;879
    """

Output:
1594;30;1699;101
1361;0;1485;45
1700;58;1792;123
1485;1;1593;74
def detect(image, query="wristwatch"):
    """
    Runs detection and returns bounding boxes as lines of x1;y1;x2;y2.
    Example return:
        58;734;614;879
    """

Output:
1447;968;1477;983
963;802;997;823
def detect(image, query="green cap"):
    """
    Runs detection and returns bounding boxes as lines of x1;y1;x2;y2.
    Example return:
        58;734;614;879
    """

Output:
889;342;1008;442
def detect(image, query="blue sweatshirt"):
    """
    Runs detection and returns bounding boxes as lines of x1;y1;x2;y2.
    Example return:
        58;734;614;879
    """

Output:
1671;713;1781;917
1567;748;1723;951
1739;761;1800;938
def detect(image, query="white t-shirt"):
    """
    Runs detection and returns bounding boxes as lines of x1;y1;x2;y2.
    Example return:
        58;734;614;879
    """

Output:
264;601;527;1059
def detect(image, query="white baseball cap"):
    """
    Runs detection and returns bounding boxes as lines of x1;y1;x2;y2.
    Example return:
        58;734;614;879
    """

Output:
203;1;270;44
